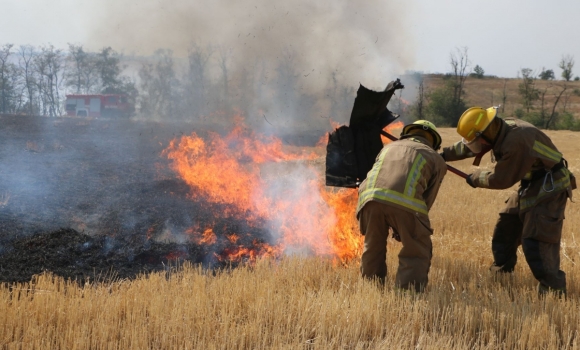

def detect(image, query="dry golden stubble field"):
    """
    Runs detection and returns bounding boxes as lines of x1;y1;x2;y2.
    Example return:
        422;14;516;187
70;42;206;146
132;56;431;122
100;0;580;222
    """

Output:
1;128;580;349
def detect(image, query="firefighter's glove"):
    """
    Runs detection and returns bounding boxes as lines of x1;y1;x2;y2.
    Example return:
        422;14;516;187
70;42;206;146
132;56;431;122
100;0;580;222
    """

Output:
466;174;477;188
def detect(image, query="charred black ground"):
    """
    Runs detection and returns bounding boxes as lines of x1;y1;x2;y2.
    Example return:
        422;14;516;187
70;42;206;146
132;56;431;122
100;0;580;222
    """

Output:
0;115;320;284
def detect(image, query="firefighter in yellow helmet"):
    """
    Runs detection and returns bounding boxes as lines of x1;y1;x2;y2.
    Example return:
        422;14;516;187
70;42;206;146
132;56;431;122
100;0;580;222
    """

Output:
442;107;576;296
357;120;447;292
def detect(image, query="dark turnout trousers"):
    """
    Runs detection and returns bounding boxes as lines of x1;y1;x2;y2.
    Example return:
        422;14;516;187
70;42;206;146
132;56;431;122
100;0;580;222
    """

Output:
491;191;568;291
359;201;433;292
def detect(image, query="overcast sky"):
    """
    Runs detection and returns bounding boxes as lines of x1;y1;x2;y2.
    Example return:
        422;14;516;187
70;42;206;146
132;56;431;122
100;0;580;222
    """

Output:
2;0;579;80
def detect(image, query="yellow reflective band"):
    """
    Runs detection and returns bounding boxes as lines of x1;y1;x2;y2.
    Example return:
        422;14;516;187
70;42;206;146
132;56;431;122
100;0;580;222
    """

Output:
454;141;462;155
405;154;427;197
467;129;475;139
475;112;484;126
532;140;562;163
358;188;429;215
366;147;390;189
520;170;571;210
453;141;463;156
478;171;490;187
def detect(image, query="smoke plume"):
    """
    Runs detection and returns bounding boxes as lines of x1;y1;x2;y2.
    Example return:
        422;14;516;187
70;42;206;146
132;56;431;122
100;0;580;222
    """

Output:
89;0;413;88
86;0;415;132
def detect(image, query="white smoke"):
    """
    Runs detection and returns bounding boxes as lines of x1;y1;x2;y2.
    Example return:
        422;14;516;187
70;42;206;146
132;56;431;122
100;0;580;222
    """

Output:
257;162;336;257
88;0;415;91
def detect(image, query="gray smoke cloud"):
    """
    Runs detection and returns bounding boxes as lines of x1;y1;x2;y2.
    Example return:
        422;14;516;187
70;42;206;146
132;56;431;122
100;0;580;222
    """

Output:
85;0;418;137
88;0;414;89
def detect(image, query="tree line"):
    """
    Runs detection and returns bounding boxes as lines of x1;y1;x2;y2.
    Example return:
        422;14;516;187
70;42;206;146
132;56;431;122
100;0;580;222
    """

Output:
135;47;354;125
0;44;136;117
1;43;579;131
0;43;355;128
408;48;580;130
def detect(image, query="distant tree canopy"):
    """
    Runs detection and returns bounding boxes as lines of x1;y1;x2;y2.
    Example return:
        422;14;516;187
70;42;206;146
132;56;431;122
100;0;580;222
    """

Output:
539;68;555;80
518;68;539;113
2;41;580;132
471;65;485;79
559;55;574;81
0;41;353;129
408;53;580;131
0;44;15;114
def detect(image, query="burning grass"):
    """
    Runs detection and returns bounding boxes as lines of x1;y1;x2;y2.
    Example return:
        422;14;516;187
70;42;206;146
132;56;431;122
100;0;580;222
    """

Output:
163;117;362;263
1;120;580;348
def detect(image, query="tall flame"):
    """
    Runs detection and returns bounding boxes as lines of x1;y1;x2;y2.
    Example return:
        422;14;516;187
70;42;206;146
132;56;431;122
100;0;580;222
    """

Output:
381;121;404;144
163;117;362;263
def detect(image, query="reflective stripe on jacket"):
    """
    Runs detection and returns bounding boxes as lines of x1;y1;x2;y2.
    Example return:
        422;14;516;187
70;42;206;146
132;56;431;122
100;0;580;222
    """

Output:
442;118;572;212
356;136;447;218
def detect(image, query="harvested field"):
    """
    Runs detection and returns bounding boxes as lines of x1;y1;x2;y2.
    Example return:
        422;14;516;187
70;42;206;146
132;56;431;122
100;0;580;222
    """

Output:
1;115;580;348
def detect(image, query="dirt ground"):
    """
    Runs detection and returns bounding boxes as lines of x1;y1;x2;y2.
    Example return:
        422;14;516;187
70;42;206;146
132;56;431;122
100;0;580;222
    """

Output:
0;115;305;284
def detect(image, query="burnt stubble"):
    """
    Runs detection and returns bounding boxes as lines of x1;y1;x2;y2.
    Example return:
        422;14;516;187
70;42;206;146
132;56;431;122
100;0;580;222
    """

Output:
0;115;270;283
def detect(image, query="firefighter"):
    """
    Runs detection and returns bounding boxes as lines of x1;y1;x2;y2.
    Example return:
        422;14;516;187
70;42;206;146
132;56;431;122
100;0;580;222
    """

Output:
357;120;447;292
442;106;575;296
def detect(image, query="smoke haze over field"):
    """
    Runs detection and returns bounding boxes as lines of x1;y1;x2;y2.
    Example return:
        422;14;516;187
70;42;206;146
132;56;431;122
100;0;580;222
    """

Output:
88;0;413;92
5;0;580;79
3;0;419;134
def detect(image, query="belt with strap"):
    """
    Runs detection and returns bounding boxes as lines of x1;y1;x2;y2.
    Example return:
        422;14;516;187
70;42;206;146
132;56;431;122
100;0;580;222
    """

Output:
521;158;566;189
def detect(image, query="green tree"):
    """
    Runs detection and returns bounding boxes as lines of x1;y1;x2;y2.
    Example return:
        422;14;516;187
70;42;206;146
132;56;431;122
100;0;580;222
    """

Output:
95;47;137;99
96;47;123;93
538;68;555;80
559;55;574;81
0;44;16;114
409;74;426;121
518;68;539;113
537;84;567;129
472;64;485;78
18;45;39;115
186;43;213;118
34;45;65;117
425;80;467;126
66;44;100;94
66;44;87;93
138;49;178;118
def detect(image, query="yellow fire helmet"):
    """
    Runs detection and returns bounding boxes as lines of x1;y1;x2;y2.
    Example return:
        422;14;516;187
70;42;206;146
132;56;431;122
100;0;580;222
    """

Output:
401;120;442;150
457;107;498;142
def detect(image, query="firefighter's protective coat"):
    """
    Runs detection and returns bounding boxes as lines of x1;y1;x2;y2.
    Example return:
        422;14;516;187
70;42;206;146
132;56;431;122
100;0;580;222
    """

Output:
357;136;447;292
442;118;573;213
442;118;573;292
357;137;447;219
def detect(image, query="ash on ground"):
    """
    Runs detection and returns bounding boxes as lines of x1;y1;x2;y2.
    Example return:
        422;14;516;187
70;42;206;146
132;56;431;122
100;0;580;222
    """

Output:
0;115;314;284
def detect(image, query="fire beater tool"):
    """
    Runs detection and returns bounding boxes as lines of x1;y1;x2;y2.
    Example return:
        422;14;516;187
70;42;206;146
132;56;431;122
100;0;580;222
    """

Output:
378;130;468;179
326;78;467;188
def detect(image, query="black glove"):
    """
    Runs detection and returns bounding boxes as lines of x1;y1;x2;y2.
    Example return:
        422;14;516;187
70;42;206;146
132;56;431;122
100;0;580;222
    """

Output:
466;174;476;188
439;152;446;161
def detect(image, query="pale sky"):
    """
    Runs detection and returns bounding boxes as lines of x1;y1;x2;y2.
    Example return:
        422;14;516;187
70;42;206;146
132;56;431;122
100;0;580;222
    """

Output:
2;0;579;79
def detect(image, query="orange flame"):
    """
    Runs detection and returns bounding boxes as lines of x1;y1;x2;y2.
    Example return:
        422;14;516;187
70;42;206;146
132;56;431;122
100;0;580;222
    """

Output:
381;121;404;144
199;228;217;245
163;116;362;263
